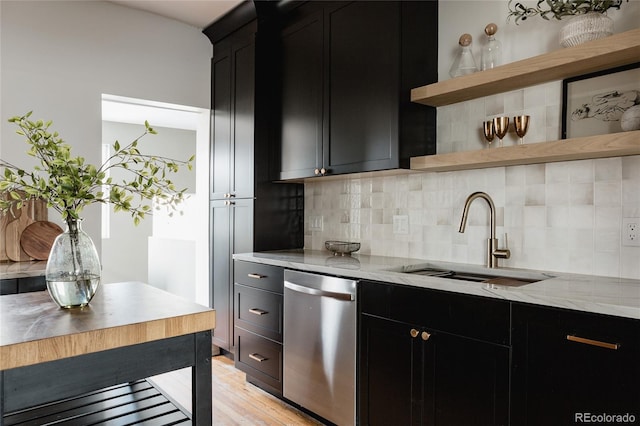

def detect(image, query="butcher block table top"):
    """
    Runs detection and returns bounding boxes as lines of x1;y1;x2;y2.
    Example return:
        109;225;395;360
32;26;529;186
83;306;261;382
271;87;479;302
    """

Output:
0;281;216;370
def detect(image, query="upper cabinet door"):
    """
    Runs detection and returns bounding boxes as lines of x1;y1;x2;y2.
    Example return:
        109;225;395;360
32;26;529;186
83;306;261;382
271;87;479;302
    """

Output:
232;37;256;198
279;8;324;181
211;26;255;200
275;1;437;180
211;44;232;199
325;1;400;174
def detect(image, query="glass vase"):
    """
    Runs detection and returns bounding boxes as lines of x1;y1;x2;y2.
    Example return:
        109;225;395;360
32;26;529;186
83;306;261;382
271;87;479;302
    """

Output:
45;218;101;308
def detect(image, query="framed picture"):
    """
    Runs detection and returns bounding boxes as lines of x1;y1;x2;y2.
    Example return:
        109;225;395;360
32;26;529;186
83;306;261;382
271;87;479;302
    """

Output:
562;62;640;139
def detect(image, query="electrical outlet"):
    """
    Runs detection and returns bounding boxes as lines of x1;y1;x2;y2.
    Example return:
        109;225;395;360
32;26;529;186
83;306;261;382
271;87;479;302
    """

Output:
309;216;323;232
393;215;409;234
622;217;640;247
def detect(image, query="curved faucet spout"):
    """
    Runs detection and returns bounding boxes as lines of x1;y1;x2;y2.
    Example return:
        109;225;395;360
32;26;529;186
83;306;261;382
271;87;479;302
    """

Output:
458;191;509;268
458;192;496;239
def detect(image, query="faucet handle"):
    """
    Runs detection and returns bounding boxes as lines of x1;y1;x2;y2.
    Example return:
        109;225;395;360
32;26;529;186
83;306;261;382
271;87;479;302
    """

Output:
493;233;511;259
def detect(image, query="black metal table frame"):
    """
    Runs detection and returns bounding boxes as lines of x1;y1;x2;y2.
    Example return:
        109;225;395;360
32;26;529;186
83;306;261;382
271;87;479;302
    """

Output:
0;331;212;425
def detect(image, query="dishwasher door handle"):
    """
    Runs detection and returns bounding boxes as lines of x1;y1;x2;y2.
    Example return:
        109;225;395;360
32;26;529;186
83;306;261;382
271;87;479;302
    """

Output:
285;281;355;301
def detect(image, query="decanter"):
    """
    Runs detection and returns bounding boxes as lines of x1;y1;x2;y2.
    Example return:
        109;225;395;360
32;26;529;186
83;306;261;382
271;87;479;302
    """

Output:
481;23;503;71
449;33;478;78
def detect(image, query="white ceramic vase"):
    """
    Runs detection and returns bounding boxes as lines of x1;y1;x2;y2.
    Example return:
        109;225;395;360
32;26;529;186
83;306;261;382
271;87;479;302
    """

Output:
559;12;613;48
620;105;640;132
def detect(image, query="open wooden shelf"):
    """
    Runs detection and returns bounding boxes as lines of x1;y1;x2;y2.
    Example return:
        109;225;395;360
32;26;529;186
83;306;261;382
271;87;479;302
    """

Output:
411;29;640;107
410;131;640;172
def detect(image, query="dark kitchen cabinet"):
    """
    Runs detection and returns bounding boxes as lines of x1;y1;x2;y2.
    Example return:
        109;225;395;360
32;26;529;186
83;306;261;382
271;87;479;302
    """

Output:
511;303;640;425
277;1;437;180
278;7;324;180
204;8;303;354
234;261;285;396
208;21;257;352
359;280;510;425
0;276;46;295
210;24;255;201
210;198;253;350
0;278;17;295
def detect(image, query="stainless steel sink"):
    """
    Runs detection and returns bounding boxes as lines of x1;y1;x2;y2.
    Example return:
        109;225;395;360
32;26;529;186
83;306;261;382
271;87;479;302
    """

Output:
399;265;548;287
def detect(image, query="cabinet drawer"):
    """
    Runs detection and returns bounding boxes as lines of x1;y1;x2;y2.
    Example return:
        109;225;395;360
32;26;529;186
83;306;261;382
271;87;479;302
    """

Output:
18;276;46;293
234;261;284;294
235;284;283;342
1;279;18;295
360;280;510;345
235;328;283;392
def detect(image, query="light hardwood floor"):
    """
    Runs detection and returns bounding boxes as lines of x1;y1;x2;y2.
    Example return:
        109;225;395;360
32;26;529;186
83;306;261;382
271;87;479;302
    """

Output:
149;355;324;425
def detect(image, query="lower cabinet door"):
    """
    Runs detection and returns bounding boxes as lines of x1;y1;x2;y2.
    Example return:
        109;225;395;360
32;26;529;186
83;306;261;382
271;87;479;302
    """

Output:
359;314;424;426
512;304;640;425
235;327;283;393
423;330;510;426
360;314;510;426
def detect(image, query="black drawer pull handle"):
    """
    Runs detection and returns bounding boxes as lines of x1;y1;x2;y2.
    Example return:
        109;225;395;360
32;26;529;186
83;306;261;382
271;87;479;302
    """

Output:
249;353;267;362
566;335;619;350
247;273;266;279
249;308;268;316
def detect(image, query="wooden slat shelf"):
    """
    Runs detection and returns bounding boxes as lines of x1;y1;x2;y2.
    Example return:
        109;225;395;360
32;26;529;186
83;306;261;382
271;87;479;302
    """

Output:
411;29;640;107
3;380;191;425
410;131;640;172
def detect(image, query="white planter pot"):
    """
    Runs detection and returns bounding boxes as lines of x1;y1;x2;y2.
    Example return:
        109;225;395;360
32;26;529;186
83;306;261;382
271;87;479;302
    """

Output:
559;12;613;48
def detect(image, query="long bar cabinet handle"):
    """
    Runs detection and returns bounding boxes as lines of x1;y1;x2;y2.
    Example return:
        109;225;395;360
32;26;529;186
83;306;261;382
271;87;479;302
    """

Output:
566;335;619;350
247;273;266;279
249;308;268;316
249;353;267;362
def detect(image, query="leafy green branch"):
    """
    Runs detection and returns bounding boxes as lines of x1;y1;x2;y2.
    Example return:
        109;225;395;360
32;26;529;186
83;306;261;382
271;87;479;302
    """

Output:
508;0;626;24
0;112;194;227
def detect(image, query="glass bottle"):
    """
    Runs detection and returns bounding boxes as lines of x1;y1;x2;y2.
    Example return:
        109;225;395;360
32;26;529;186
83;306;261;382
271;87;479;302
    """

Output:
449;33;478;78
481;23;502;71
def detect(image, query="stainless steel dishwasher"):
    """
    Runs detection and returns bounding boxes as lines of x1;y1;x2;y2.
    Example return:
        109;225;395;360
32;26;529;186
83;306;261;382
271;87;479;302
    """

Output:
284;270;357;426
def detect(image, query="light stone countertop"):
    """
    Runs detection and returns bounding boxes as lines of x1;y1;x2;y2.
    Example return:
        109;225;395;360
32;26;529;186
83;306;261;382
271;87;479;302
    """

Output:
0;261;47;280
234;250;640;320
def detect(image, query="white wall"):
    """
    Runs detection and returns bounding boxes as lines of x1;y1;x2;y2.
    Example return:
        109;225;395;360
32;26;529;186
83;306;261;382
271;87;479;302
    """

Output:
305;1;640;279
0;0;212;255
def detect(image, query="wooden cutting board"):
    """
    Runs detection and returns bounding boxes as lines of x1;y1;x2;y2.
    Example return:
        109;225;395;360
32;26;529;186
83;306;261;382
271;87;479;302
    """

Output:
0;194;13;262
3;198;49;262
20;221;63;261
5;202;34;262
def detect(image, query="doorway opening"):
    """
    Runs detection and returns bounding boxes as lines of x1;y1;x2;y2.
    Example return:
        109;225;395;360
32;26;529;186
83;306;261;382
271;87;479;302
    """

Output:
101;94;209;305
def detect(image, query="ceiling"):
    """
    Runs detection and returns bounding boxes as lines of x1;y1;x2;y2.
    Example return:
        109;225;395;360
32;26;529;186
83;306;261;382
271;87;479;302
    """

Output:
110;0;245;29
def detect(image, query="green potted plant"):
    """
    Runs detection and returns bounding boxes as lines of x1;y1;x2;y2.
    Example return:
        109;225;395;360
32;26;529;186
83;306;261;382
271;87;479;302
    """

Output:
0;112;194;308
508;0;628;47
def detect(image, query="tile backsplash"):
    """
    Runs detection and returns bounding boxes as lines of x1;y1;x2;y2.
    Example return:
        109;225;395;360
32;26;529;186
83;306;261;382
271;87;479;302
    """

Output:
304;83;640;279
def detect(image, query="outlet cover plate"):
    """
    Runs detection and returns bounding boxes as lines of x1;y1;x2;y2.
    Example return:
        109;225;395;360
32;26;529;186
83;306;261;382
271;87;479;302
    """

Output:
309;215;323;232
393;215;409;235
622;217;640;247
